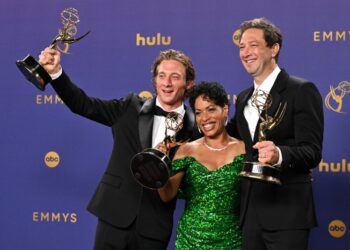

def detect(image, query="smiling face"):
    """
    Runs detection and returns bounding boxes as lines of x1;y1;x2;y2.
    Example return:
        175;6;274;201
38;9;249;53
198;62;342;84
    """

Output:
239;28;280;84
154;59;192;111
194;95;228;138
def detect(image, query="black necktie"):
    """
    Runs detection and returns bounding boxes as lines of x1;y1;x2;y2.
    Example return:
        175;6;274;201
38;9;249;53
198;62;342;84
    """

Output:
154;106;170;117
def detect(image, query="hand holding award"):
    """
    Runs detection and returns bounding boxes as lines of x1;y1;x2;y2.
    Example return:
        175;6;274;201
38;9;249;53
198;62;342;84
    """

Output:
16;8;89;91
131;112;184;189
239;89;287;185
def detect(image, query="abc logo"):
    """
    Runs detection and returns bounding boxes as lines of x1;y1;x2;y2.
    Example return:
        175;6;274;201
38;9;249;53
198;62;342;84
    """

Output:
328;220;346;238
44;151;60;168
139;91;153;99
232;29;241;46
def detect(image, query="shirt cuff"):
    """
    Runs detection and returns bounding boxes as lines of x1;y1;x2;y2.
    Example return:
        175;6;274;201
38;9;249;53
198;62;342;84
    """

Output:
276;146;283;165
49;67;63;80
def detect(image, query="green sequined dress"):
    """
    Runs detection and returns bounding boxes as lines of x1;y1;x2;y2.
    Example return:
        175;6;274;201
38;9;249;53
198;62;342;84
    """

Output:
171;154;244;250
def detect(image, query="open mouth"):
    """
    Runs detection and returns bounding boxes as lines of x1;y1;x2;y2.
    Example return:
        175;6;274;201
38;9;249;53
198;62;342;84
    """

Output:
202;122;216;131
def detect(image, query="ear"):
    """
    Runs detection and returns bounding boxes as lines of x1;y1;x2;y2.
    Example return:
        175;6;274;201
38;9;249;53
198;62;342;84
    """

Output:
186;80;194;90
152;79;158;93
223;104;229;117
271;43;280;58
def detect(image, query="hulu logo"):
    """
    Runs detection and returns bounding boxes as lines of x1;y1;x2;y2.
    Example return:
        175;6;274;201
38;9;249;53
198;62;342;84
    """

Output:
136;33;171;46
318;159;350;172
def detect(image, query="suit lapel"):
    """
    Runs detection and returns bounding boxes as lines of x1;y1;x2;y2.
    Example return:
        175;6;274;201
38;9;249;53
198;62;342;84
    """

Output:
176;105;195;142
237;87;255;145
138;99;196;149
255;70;289;141
138;98;155;149
267;72;286;117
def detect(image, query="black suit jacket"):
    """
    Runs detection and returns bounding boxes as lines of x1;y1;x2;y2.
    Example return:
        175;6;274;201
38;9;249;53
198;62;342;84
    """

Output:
51;71;197;242
227;69;324;230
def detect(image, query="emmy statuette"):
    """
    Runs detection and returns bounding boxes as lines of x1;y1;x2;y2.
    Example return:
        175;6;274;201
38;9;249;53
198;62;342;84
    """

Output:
239;89;287;185
16;8;90;91
131;112;184;189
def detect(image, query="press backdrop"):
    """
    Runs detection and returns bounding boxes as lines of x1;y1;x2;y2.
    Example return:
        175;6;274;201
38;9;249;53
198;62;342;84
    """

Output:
1;0;349;249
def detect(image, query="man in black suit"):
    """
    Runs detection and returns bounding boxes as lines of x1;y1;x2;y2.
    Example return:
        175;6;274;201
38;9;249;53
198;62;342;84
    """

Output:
227;17;324;250
39;48;198;249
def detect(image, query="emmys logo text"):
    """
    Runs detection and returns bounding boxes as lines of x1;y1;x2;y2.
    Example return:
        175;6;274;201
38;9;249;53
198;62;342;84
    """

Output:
314;30;350;42
36;95;64;105
136;33;171;46
318;159;350;173
33;211;77;223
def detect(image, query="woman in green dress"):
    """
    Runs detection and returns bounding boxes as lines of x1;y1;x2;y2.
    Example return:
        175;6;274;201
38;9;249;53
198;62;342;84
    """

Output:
158;81;245;249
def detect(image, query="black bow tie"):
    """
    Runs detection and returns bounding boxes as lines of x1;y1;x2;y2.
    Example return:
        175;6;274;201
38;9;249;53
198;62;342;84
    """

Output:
154;106;170;117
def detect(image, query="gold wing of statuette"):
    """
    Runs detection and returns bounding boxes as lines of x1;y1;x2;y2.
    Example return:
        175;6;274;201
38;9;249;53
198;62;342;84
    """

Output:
267;102;287;130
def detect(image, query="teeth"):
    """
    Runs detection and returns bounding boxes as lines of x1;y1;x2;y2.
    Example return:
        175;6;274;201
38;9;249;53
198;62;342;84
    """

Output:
203;123;214;129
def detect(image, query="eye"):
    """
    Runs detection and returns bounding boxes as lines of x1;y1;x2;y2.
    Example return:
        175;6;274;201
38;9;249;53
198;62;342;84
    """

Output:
171;74;180;81
208;107;217;113
195;110;201;116
158;75;166;81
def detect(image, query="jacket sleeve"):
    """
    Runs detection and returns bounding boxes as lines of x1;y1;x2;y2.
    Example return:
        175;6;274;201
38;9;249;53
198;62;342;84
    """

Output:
51;71;133;127
279;81;324;170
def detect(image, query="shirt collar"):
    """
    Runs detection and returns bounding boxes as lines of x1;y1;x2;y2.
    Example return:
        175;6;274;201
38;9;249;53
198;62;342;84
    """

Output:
254;65;281;93
155;98;185;116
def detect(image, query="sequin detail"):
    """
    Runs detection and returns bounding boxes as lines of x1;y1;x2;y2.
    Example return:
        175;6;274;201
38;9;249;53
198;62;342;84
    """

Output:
171;154;244;250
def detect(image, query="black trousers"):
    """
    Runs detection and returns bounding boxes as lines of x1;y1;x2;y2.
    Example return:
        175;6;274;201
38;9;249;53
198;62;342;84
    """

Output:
93;219;168;250
242;197;310;250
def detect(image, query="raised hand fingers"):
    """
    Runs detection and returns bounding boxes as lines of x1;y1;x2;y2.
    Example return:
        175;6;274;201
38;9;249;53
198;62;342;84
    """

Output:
38;47;61;74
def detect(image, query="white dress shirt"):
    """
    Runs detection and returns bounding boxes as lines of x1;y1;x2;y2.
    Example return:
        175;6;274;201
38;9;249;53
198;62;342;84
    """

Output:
244;66;281;140
243;66;283;164
152;99;185;148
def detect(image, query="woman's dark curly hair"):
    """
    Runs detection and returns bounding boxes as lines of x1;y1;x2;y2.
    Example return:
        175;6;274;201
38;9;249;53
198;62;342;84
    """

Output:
188;81;229;111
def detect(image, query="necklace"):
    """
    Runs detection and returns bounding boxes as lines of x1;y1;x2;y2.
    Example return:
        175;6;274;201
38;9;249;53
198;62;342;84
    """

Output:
203;141;229;152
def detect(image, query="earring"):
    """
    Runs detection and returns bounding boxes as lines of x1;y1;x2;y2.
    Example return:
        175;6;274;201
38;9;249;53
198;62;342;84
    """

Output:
198;126;202;134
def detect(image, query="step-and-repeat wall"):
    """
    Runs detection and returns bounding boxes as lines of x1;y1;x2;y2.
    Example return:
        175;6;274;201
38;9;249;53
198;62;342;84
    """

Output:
1;0;349;249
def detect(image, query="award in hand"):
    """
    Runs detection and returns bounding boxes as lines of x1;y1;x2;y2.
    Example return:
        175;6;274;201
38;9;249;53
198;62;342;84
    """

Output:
239;89;287;185
131;112;184;189
16;8;90;91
